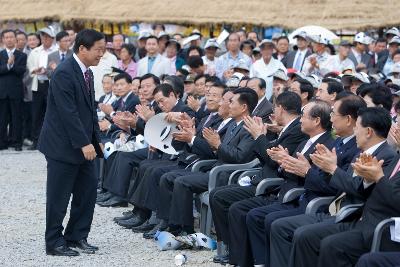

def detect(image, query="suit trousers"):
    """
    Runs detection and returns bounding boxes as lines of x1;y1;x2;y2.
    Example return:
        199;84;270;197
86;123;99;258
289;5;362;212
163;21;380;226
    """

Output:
209;184;256;243
228;195;279;267
45;156;97;249
0;97;23;147
288;221;353;267
32;81;49;143
246;202;306;266
129;161;182;212
355;252;400;267
22;100;32;140
102;148;148;198
269;213;334;267
157;169;192;221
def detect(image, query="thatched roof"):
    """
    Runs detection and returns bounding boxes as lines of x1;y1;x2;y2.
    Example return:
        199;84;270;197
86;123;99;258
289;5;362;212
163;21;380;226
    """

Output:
0;0;399;30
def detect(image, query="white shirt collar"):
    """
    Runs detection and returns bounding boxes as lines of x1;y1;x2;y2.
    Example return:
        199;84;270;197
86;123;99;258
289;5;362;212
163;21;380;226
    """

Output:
342;135;355;144
6;47;16;54
122;91;132;102
73;53;87;75
364;140;385;155
309;131;326;145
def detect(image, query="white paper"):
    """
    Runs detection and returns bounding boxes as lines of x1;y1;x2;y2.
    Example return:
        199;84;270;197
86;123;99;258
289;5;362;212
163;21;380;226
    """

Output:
216;29;230;45
390;217;400;243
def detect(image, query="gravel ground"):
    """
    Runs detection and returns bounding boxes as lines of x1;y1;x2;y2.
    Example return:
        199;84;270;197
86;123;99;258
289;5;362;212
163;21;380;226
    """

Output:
0;150;220;267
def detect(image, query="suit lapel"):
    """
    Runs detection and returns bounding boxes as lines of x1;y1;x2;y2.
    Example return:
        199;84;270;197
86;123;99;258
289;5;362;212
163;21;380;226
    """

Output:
72;58;92;108
223;121;242;145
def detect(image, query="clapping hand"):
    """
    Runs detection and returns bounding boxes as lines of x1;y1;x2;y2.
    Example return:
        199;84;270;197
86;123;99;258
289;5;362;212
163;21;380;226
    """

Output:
98;119;111;131
98;103;114;115
243;116;267;140
266;145;289;162
310;144;338;174
187;96;201;112
203;127;221;150
352;153;384;183
165;112;182;123
135;104;155;122
280;153;311;177
173;125;196;143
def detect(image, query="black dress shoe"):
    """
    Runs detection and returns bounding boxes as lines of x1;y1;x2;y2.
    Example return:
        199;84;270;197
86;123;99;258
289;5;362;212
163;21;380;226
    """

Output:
131;219;156;233
117;215;147;229
143;219;168;239
46;245;80;256
113;211;135;222
97;196;128;207
122;210;134;216
219;255;229;265
96;192;113;203
67;239;98;254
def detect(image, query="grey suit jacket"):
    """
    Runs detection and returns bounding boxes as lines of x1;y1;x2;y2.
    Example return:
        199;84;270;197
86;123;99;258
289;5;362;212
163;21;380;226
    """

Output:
47;49;73;79
348;50;373;70
282;49;312;71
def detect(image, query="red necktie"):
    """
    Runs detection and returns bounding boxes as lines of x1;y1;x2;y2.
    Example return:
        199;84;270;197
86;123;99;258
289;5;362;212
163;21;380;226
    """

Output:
84;70;91;92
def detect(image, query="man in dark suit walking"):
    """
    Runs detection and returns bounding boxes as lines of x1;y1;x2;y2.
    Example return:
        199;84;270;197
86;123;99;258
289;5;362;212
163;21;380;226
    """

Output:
0;29;27;151
38;29;105;256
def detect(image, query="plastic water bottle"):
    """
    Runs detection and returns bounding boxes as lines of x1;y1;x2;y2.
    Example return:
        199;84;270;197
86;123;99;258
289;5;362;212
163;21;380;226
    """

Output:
174;253;187;266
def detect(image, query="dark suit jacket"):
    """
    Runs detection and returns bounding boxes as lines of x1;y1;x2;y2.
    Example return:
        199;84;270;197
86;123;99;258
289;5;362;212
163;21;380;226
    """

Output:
194;101;211;126
47;49;73;78
356;163;400;245
281;49;312;71
252;97;273;123
348;50;373;69
278;131;335;202
251;117;308;185
191;118;234;160
376;50;389;71
38;56;102;164
0;49;27;99
107;92;141;135
302;136;360;201
215;121;256;165
330;141;397;207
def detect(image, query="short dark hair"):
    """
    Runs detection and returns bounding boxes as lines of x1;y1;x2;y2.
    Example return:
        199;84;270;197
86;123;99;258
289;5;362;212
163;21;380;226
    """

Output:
16;30;27;38
233;87;259;114
177;68;189;77
140;73;160;85
73;29;104;53
205;76;221;85
247;31;259;41
121;43;136;56
358;107;392;138
337;95;367;120
163;75;184;98
321;78;344;95
276;91;302;115
1;29;16;38
376;37;387;44
146;35;159;43
114;72;132;84
248;77;266;91
240;40;256;50
153;83;176;97
308;100;332;131
186;46;204;58
56;31;69;42
194;74;207;84
296;78;314;100
276;36;289;43
187;56;204;69
359;84;393;111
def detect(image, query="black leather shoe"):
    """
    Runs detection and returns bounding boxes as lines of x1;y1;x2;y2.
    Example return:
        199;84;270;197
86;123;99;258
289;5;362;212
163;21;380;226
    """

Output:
96;192;113;203
117;215;147;229
122;210;134;216
219;255;229;265
131;219;156;233
113;211;135;222
143;219;168;239
46;245;80;256
67;239;98;254
97;196;128;207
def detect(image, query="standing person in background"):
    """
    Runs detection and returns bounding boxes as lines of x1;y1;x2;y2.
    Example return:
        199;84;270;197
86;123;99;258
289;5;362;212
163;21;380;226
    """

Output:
273;36;289;61
117;44;137;78
47;31;73;79
112;34;124;60
15;31;27;52
65;29;76;49
0;29;27;151
26;27;57;150
282;31;311;72
202;38;219;76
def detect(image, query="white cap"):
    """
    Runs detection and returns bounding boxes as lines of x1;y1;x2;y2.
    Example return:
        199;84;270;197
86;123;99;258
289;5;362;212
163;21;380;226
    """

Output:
157;31;169;38
385;27;400;37
259;39;275;48
226;72;245;87
389;36;400;45
307;35;329;45
270;69;289;81
354;32;371;45
389;63;400;75
305;74;322;89
344;72;370;84
138;31;151;40
204;38;219;49
233;59;250;72
38;27;55;38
